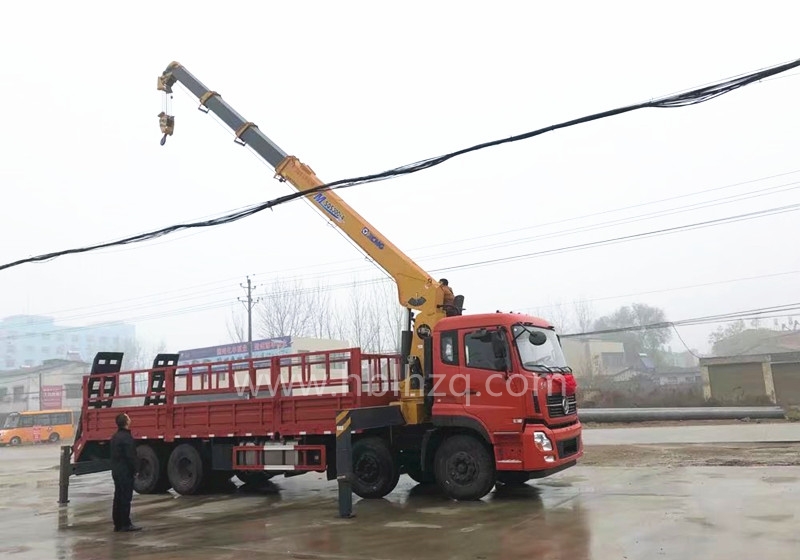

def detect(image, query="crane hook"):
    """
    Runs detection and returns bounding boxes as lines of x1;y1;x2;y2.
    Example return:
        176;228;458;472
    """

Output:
158;112;175;146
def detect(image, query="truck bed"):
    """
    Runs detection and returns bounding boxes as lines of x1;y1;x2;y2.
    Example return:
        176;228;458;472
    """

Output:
73;348;400;461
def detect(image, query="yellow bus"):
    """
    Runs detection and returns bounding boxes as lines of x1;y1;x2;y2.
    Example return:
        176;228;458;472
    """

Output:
0;409;75;446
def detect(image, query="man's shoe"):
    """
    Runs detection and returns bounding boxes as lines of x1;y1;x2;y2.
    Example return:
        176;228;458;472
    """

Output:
119;525;142;532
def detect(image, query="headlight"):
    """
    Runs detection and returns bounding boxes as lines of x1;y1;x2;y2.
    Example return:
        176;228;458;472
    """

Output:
533;431;552;452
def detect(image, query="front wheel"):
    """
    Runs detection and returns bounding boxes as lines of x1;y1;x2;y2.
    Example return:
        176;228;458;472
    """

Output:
434;434;496;501
351;436;400;499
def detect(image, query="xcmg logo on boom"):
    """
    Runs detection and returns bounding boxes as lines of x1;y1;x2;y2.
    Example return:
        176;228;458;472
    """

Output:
362;227;385;249
313;193;345;223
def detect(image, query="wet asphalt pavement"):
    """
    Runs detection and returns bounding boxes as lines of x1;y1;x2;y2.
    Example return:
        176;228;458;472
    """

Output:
1;426;799;559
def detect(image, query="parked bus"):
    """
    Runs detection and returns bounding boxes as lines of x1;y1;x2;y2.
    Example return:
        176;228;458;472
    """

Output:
0;409;75;446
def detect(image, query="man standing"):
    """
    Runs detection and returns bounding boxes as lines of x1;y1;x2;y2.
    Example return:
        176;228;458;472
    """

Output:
439;278;457;316
110;413;142;532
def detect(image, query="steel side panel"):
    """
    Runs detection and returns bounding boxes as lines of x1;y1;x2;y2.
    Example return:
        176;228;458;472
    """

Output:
75;392;396;447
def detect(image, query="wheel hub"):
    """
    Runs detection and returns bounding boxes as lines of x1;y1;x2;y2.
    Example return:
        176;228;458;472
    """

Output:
355;454;380;484
178;457;193;480
448;451;477;485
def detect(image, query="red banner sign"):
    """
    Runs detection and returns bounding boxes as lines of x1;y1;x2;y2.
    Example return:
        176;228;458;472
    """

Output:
41;385;63;409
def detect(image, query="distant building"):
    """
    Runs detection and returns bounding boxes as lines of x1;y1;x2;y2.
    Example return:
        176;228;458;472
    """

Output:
0;358;91;415
0;315;136;371
562;337;627;379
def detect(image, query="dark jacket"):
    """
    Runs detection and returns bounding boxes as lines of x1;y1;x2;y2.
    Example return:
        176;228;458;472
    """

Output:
110;428;139;479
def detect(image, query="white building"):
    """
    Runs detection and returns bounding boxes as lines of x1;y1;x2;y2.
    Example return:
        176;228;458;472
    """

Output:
0;359;91;415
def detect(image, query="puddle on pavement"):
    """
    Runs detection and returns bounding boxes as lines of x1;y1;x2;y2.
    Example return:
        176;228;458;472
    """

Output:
747;514;795;522
761;475;798;484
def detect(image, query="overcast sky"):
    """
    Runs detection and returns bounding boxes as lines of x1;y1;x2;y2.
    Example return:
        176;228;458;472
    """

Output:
1;1;798;359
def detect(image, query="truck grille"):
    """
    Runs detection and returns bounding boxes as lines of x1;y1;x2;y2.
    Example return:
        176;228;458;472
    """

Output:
546;394;577;418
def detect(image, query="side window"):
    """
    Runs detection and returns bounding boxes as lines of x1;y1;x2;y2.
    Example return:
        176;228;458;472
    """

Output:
440;331;459;365
464;330;505;372
19;415;34;428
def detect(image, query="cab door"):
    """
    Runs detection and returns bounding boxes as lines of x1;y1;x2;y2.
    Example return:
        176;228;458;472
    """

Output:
456;327;520;432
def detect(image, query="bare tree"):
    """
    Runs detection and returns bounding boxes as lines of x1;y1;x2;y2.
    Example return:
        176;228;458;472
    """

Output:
256;277;327;338
121;337;168;370
528;300;572;333
226;308;246;343
572;298;596;334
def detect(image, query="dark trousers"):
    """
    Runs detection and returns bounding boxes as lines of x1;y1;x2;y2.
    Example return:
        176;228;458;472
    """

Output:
112;473;134;529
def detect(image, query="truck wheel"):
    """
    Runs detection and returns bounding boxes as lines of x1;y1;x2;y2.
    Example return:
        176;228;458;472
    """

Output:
351;436;400;499
135;444;170;494
167;444;206;495
434;434;496;501
9;436;21;446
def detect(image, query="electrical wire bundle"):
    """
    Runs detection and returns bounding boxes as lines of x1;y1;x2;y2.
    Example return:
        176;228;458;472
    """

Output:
1;56;798;273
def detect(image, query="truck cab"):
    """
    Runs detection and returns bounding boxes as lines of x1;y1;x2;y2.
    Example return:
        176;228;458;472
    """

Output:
396;312;582;499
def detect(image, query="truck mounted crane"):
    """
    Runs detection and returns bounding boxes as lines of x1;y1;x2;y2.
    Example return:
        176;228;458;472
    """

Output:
157;62;454;427
59;62;582;518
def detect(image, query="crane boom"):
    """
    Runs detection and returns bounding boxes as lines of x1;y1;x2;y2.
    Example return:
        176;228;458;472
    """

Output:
157;61;457;424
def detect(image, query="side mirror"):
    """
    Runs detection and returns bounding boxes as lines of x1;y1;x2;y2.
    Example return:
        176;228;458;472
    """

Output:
529;331;548;346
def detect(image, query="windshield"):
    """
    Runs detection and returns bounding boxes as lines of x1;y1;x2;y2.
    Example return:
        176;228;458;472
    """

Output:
3;414;19;429
512;324;570;373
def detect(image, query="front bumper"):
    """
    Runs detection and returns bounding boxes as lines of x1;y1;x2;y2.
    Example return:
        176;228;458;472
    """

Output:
494;421;583;473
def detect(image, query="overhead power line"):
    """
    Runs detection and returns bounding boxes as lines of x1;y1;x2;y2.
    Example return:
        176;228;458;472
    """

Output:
3;188;799;337
1;56;798;273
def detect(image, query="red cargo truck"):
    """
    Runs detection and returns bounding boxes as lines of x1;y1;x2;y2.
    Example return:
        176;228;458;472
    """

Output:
68;312;580;516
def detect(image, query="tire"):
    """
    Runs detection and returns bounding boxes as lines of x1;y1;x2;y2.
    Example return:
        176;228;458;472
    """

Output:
167;443;207;495
434;434;496;501
497;471;531;486
135;444;170;494
9;436;21;446
48;432;60;443
351;436;400;499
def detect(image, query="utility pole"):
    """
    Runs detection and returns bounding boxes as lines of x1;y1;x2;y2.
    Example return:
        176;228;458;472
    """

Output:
238;276;259;359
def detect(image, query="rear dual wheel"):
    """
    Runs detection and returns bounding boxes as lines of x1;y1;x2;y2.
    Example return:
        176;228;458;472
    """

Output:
167;443;207;495
351;436;400;499
134;444;170;494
